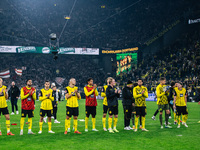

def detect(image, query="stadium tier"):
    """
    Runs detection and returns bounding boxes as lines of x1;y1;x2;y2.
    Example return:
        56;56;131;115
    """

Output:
0;0;200;150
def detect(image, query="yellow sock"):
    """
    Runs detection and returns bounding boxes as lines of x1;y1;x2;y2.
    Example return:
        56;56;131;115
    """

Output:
102;117;106;128
69;117;71;129
185;114;188;122
74;119;78;132
65;119;69;131
182;114;188;123
174;112;176;122
39;122;43;131
92;118;96;129
48;122;52;131
108;117;112;129
85;117;89;129
177;116;181;125
113;118;118;128
28;118;32;130
20;117;25;130
142;116;145;129
6;120;10;133
135;117;139;129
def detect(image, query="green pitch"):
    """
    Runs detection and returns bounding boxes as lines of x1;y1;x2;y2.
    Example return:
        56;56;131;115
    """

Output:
0;100;199;150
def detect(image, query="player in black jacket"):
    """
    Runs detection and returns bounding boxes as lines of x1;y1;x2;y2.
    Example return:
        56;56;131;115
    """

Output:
106;77;121;133
8;81;20;115
122;80;134;130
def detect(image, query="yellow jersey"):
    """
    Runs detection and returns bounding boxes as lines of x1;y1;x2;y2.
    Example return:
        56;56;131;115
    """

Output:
65;86;81;107
101;85;108;106
133;85;148;107
0;85;7;108
156;84;168;105
174;88;187;106
39;88;54;110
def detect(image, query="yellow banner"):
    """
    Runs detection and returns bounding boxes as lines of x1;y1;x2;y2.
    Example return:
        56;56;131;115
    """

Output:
102;47;138;54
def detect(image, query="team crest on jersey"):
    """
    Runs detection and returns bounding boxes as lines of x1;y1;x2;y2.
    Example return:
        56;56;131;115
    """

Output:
180;94;183;97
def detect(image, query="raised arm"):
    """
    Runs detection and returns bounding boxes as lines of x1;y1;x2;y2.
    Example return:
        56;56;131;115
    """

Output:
84;87;94;97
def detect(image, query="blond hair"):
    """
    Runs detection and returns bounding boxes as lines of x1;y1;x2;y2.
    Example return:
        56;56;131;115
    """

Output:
69;78;75;85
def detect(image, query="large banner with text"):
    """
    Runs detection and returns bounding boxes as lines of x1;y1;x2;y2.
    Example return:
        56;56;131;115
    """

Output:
0;46;99;55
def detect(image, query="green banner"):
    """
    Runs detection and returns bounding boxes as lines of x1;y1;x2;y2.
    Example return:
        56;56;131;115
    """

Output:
1;46;99;55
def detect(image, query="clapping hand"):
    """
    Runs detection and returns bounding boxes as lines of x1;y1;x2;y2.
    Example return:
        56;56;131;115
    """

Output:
93;84;97;89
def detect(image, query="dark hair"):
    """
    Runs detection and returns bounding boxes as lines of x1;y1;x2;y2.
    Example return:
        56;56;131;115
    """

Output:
26;79;31;84
87;77;93;83
171;81;175;87
45;80;50;83
138;78;143;82
160;77;166;81
178;82;183;85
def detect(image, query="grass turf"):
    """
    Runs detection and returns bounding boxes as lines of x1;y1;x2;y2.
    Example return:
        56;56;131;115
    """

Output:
0;99;199;150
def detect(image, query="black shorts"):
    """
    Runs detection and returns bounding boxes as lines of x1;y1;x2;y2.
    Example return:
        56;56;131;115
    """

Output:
66;107;79;117
176;106;188;116
86;106;96;117
135;106;146;116
123;105;132;119
108;106;118;116
0;107;9;115
40;109;52;117
103;105;108;114
21;109;34;118
132;106;136;114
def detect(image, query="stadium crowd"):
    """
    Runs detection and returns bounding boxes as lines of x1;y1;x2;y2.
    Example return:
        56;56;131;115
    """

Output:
0;54;106;91
0;0;196;49
116;30;200;102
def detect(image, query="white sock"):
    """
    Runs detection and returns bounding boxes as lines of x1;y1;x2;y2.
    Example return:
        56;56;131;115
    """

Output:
21;129;23;132
28;129;31;132
7;130;10;133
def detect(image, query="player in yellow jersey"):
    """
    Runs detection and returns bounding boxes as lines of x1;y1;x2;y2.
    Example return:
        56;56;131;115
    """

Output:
0;77;14;136
38;81;55;134
101;77;112;131
64;78;81;134
156;77;172;129
173;82;188;128
133;79;148;132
